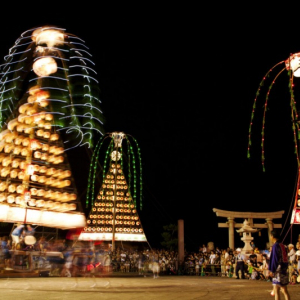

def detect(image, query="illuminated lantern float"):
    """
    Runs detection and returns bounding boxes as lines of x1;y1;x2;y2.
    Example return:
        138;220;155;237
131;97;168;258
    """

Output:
78;132;147;251
0;26;104;229
248;52;300;225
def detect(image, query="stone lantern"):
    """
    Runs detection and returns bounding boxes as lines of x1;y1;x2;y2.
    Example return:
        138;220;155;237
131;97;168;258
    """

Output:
236;219;258;254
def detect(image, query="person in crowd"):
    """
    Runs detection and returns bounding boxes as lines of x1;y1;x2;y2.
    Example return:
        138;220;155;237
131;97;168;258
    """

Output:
220;249;228;277
262;253;271;281
11;223;24;249
249;249;258;267
289;263;298;285
287;243;296;283
296;250;300;274
296;235;300;251
235;248;246;279
256;261;266;280
268;229;290;300
1;236;12;270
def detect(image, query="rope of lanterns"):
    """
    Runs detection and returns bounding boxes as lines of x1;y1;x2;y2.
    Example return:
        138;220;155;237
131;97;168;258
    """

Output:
248;52;300;224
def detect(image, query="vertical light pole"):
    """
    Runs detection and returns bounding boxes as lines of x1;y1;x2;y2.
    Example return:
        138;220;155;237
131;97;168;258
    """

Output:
111;132;125;252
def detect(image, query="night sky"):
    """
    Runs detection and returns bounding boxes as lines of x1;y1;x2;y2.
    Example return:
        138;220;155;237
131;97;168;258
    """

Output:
1;6;300;251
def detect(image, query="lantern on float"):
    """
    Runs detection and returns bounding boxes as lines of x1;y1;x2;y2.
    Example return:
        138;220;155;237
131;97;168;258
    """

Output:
33;57;57;77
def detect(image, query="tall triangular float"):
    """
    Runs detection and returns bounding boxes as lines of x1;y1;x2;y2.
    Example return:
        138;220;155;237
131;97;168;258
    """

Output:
0;26;104;229
78;132;147;251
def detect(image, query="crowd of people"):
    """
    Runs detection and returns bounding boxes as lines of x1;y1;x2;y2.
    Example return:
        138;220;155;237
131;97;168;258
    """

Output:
0;226;300;287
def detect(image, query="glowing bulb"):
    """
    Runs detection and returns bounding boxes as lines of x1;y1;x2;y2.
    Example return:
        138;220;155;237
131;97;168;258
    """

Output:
32;28;65;48
33;57;57;76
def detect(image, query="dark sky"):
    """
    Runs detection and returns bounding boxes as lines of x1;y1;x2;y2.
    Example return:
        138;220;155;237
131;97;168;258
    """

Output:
1;6;300;250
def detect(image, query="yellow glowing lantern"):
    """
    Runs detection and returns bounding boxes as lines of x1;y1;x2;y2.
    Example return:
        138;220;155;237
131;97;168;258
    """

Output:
42;144;49;152
38;176;46;183
53;156;64;164
24;116;33;125
10;169;18;178
37;120;45;128
15;196;22;204
4;144;13;153
17;185;25;194
5;132;16;143
18;171;25;180
54;147;64;155
37;189;45;197
24;126;34;135
21;148;29;156
43;131;51;139
45;113;53;121
28;199;36;206
36;129;44;137
39;166;47;173
31;174;39;182
33;57;57;77
48;155;55;163
68;193;77;201
7;195;15;204
61;170;71;178
69;203;76;210
43;122;52;130
22;138;30;146
44;190;53;198
45;201;53;208
7;118;19;131
36;200;45;207
30;139;40;150
27;95;37;103
29;85;40;95
1;167;10;177
61;193;69;202
14;136;23;145
2;157;11;167
0;182;8;191
46;168;55;176
30;188;37;195
50;133;59;141
34;151;42;159
41;153;48;160
33;165;40;172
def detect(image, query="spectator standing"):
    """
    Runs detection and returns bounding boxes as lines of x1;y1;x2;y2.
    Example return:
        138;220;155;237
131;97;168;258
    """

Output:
268;229;290;300
287;243;296;283
296;250;300;274
235;248;246;279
